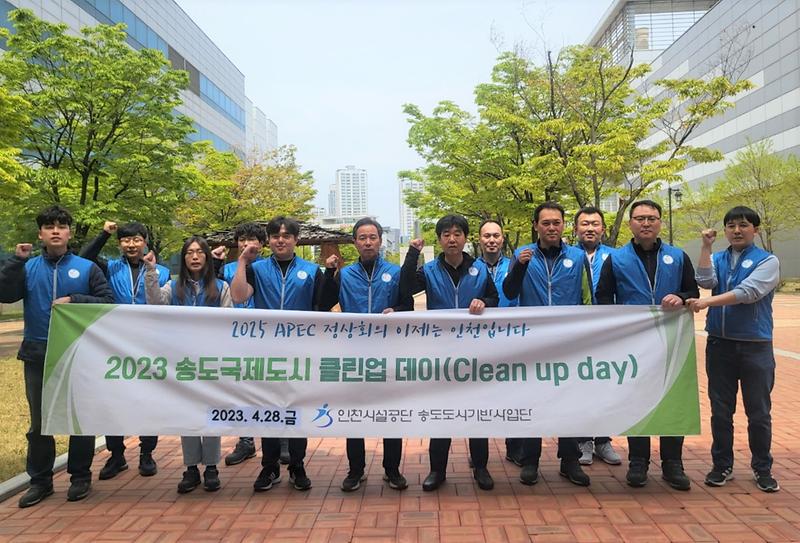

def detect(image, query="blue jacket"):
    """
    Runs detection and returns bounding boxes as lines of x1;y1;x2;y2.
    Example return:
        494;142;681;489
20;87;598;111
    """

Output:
223;256;262;308
169;278;227;307
251;256;318;311
339;258;400;313
423;258;489;310
107;257;170;304
706;244;774;341
576;242;615;293
477;255;518;308
514;243;588;306
611;241;684;305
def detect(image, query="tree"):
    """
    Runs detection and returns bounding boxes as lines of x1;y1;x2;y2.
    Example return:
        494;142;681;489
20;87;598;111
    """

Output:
673;181;728;245
403;45;752;246
0;9;195;247
0;85;29;192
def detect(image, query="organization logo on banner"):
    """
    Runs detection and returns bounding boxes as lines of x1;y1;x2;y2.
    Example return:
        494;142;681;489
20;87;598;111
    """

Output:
312;403;334;428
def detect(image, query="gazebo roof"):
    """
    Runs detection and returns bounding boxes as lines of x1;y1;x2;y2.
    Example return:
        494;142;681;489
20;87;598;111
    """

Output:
205;221;353;247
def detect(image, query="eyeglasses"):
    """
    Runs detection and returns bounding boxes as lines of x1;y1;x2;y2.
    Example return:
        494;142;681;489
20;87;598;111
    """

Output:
631;216;661;224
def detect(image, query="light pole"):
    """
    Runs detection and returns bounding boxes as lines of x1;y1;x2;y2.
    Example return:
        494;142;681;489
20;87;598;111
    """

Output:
667;186;683;245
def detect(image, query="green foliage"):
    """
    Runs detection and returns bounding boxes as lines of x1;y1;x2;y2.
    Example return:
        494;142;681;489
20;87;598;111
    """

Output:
403;45;752;247
0;9;195;249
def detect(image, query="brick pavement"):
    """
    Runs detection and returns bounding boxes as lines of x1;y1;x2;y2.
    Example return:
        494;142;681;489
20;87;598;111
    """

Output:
1;296;799;542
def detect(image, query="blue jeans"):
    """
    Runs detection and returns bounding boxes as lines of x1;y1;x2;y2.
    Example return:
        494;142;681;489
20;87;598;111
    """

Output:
706;336;774;473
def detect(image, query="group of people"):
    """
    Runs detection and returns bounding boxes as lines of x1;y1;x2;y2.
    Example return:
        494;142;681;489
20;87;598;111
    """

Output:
0;198;780;509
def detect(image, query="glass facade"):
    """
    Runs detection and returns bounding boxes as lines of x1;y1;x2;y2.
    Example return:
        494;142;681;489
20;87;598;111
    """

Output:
200;74;245;129
76;0;168;56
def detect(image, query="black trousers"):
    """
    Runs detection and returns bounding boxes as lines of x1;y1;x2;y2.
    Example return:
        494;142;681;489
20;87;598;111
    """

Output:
346;438;402;474
628;436;683;462
24;355;94;486
519;437;580;466
261;437;306;468
429;438;488;472
105;435;158;456
505;438;521;454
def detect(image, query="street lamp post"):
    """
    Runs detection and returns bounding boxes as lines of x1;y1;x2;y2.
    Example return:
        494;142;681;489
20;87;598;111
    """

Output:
667;186;683;245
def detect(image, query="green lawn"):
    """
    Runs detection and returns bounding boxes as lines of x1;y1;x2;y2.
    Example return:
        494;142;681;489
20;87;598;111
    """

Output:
0;312;22;322
0;357;69;482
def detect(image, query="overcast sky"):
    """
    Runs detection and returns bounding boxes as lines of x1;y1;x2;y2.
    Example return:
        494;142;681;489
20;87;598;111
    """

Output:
175;0;611;227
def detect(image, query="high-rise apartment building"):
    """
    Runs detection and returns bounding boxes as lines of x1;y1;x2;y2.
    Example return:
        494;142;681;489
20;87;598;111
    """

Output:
398;175;422;241
331;165;368;218
0;0;276;157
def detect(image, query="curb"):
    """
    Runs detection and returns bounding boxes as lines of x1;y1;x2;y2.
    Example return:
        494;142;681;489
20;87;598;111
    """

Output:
0;437;106;503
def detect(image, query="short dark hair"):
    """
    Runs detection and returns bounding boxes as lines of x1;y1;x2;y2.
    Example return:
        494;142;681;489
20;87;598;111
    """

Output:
478;219;503;234
533;201;565;223
352;217;383;238
723;206;761;227
435;214;469;237
574;207;605;225
233;222;266;244
266;216;300;238
629;199;662;218
36;205;72;228
117;222;148;241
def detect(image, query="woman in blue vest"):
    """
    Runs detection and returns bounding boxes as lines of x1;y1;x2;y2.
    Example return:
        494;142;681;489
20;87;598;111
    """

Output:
687;206;780;493
144;235;232;494
595;200;699;491
400;214;499;492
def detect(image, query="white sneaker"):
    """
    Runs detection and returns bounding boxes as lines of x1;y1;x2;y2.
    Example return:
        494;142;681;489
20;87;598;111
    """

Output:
594;441;622;465
578;441;594;465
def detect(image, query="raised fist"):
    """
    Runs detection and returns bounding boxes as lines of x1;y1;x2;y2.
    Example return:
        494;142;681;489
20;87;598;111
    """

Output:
517;248;533;264
701;229;717;248
15;243;33;259
239;243;260;263
211;245;228;260
325;254;340;269
142;250;157;269
103;221;118;234
409;239;424;251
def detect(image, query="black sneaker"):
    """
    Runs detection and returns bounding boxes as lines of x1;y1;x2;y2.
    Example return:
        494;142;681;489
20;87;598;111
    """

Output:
754;471;780;493
66;480;91;502
203;466;221;491
559;460;590;486
520;464;539;486
253;465;281;491
661;460;691;491
99;455;128;480
177;466;201;494
225;438;256;466
505;449;524;467
279;438;291;465
626;458;649;487
289;466;312;491
341;471;366;492
138;452;157;477
383;471;408;490
704;466;734;487
473;467;494;491
18;484;54;508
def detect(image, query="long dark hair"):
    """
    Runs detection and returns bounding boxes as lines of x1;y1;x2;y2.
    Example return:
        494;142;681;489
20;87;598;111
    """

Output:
175;236;219;305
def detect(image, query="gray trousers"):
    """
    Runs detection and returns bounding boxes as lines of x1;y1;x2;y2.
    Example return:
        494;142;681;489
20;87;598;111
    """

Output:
181;436;221;466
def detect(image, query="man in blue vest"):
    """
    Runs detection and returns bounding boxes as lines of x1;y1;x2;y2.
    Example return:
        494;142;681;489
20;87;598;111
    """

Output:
475;219;523;466
686;206;780;493
400;214;499;491
0;206;114;507
503;201;592;488
321;217;412;492
572;207;622;467
80;220;170;480
212;223;291;468
595;199;699;490
231;216;331;492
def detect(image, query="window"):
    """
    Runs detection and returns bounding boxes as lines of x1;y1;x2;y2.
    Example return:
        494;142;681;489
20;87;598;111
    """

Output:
109;0;123;22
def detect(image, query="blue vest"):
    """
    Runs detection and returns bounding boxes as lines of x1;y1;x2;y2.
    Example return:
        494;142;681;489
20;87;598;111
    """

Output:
251;256;318;311
611;241;683;305
576;242;614;293
339;258;400;314
515;243;587;307
223;256;262;309
477;255;518;308
169;277;227;307
23;253;95;341
423;257;489;310
706;245;774;340
107;257;169;304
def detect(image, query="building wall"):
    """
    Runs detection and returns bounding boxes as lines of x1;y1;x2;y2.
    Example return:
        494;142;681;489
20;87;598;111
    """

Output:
334;166;368;217
398;176;422;240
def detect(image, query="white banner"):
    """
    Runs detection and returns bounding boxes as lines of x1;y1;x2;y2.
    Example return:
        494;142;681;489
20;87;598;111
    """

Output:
42;304;700;437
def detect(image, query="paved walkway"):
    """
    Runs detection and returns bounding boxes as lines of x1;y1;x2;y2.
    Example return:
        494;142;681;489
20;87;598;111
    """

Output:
1;296;799;542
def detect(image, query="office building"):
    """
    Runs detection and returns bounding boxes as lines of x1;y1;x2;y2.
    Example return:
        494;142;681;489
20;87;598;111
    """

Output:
398;175;423;241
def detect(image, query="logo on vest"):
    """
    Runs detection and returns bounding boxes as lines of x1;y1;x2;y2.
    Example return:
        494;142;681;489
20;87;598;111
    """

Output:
563;258;574;268
381;272;392;283
468;266;479;276
741;259;753;269
296;270;308;280
602;253;609;261
68;268;81;279
662;255;674;265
